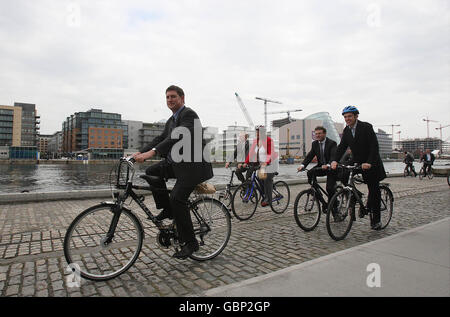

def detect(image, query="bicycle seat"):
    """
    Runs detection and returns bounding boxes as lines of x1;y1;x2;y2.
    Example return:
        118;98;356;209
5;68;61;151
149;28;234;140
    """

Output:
140;174;163;185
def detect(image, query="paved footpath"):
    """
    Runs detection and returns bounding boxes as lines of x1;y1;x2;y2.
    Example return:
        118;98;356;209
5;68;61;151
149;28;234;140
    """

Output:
0;176;448;297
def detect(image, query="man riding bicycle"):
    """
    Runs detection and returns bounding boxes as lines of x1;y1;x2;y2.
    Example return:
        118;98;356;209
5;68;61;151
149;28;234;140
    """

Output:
133;85;213;259
298;126;338;217
225;132;250;183
331;106;387;230
420;149;435;177
403;151;417;177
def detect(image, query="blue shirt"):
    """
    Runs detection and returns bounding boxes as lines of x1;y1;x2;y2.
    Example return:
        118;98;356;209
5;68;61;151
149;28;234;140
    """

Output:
172;105;185;121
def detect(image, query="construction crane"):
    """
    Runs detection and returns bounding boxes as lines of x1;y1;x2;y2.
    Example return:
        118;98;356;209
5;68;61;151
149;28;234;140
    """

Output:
435;124;449;152
267;109;303;121
234;92;254;128
423;117;438;139
396;131;401;142
255;96;282;129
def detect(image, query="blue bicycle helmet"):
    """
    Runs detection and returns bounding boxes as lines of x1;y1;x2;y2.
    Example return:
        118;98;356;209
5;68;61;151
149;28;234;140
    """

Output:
342;105;359;115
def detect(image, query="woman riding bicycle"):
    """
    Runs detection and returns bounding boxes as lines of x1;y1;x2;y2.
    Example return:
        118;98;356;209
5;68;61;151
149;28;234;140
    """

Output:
240;125;278;207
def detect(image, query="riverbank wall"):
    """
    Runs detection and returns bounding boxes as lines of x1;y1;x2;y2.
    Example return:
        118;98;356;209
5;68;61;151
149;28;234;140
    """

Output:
0;173;407;204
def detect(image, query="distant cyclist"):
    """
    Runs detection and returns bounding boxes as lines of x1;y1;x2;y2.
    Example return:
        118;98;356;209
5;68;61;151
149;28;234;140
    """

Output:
420;149;435;177
403;151;417;177
225;132;250;183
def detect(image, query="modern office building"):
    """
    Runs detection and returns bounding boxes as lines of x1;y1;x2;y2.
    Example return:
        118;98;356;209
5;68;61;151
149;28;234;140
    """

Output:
62;109;128;159
48;131;63;157
0;105;21;147
37;134;52;157
0;103;39;159
15;102;40;147
375;129;393;159
395;138;444;156
277;112;344;158
138;122;165;151
123;120;144;150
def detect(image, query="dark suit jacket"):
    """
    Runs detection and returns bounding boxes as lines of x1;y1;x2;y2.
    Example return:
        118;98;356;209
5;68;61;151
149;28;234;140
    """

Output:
332;120;386;181
141;106;213;186
230;139;249;163
420;153;435;164
302;137;337;168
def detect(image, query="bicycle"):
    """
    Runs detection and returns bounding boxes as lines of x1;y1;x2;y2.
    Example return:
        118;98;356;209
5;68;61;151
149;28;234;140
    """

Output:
230;165;290;221
419;163;433;180
63;157;232;281
293;167;343;231
325;164;394;241
217;167;240;208
403;164;416;177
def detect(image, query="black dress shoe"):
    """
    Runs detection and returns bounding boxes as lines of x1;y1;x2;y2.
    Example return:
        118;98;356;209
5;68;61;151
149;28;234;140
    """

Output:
155;208;173;221
173;240;199;260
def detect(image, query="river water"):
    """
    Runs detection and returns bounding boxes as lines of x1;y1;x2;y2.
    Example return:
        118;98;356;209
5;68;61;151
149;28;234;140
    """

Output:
0;161;448;194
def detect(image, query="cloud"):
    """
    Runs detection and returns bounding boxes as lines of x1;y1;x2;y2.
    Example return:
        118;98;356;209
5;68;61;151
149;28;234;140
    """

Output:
0;0;448;141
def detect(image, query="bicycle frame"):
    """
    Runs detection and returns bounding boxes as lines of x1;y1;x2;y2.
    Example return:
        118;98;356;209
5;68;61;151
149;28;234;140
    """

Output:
343;166;367;214
109;158;211;240
241;168;285;205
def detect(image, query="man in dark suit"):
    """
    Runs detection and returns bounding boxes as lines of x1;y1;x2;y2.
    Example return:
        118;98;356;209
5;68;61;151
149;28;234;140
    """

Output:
298;126;338;212
133;85;213;259
420;149;435;176
331;106;386;230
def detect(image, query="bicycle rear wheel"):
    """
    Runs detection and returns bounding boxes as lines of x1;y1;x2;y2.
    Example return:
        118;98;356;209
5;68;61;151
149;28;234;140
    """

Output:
379;185;393;229
326;189;354;241
231;183;259;220
189;197;231;261
293;189;321;231
270;181;290;214
419;167;425;180
64;203;143;281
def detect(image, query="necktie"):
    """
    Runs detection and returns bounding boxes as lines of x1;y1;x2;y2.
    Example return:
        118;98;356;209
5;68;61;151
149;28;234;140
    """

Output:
320;142;325;165
166;116;176;163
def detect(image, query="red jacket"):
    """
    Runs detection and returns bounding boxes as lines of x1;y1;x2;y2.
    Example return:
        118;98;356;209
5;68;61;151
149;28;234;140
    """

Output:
245;136;278;165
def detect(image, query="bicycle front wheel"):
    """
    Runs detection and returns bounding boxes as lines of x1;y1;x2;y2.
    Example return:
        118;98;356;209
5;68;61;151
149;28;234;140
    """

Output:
64;203;144;281
403;167;408;177
293;189;321;231
379;185;394;229
270;181;290;214
326;189;354;241
231;183;259;221
189;197;231;261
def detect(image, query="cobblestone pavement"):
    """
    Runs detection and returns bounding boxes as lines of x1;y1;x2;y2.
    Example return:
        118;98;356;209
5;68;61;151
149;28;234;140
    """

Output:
0;176;448;297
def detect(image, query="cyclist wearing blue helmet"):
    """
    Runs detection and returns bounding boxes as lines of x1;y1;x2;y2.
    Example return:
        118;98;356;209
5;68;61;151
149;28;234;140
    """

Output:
331;105;386;230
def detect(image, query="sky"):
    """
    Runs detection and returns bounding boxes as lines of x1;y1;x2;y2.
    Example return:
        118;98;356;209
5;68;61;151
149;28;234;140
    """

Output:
0;0;449;141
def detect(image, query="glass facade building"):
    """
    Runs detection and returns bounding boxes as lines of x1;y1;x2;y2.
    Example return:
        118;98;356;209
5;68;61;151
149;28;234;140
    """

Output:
304;112;341;144
62;109;128;155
